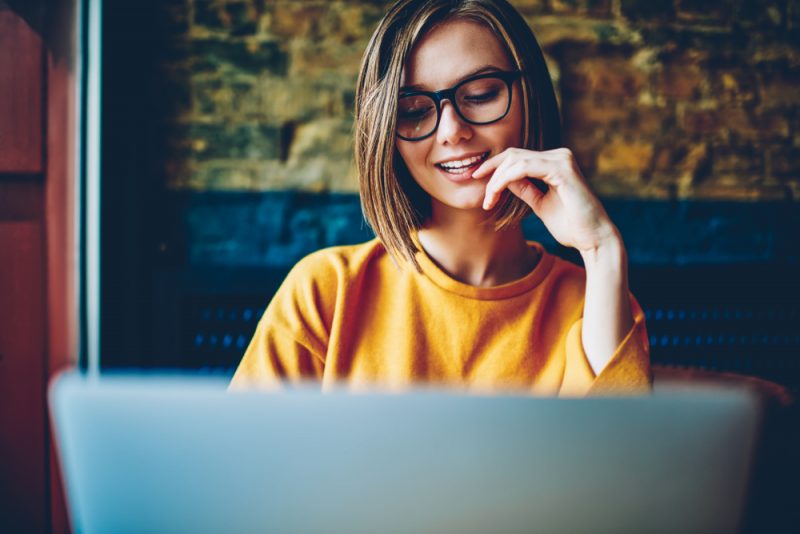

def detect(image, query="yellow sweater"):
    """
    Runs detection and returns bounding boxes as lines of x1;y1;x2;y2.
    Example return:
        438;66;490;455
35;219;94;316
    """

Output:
232;238;651;395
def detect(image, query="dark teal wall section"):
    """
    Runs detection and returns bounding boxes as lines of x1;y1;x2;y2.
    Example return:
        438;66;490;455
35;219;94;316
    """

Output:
165;192;800;268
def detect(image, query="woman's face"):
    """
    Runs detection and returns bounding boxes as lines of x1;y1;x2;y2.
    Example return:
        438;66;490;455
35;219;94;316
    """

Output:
396;19;524;214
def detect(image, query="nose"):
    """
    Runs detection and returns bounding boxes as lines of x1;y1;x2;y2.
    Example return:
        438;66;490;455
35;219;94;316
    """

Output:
436;100;472;145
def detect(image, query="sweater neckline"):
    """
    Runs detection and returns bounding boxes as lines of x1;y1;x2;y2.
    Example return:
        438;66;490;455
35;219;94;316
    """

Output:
411;233;555;300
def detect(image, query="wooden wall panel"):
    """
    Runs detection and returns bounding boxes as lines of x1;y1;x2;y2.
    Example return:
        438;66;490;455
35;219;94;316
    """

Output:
0;7;43;174
0;220;47;533
46;12;77;531
0;3;72;532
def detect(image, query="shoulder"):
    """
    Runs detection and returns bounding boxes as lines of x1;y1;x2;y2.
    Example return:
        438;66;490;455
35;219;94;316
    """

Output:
536;246;587;296
279;237;390;305
547;251;585;278
288;237;387;283
268;238;388;328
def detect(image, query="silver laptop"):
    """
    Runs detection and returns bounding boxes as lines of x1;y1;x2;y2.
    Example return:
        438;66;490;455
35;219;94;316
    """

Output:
50;371;760;534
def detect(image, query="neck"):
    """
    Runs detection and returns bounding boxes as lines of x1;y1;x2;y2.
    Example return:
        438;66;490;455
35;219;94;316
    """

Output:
417;204;538;287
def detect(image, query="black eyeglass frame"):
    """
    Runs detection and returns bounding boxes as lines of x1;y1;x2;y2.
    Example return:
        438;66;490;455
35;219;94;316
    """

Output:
396;70;523;141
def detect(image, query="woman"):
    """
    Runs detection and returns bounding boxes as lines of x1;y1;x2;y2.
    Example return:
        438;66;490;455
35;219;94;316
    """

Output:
232;0;651;395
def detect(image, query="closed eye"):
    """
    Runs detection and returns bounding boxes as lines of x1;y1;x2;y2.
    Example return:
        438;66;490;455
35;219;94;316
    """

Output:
463;90;501;103
399;106;435;120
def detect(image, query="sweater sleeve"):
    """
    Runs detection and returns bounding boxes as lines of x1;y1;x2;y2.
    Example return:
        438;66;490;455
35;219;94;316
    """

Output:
559;295;652;397
230;254;335;389
229;319;325;390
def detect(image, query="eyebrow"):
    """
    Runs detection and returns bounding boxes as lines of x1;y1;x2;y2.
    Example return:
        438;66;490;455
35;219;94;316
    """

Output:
399;65;506;93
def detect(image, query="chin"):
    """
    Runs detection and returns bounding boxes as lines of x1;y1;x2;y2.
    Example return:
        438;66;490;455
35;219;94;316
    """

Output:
435;192;487;212
422;180;488;213
452;199;485;211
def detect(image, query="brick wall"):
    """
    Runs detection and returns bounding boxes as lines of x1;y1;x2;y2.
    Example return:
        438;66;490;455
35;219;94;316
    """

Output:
156;0;799;200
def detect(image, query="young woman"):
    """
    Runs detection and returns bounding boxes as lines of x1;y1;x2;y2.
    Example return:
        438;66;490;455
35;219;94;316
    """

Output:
232;0;651;395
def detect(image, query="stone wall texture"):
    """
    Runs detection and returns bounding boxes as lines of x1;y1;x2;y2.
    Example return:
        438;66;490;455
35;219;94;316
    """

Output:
157;0;800;200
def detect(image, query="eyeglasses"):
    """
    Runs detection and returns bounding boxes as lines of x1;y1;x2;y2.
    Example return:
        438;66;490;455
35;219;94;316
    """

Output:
396;70;522;141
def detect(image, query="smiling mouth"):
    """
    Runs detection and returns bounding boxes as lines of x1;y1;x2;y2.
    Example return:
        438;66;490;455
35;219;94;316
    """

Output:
435;151;490;175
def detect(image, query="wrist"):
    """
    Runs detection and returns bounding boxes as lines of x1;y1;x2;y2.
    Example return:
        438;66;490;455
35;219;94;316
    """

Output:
579;228;626;272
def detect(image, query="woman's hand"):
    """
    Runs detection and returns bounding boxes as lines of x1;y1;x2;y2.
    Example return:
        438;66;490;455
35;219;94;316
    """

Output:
472;147;618;254
474;147;637;375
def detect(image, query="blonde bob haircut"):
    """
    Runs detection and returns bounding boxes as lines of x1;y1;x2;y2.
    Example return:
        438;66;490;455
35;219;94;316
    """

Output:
355;0;561;270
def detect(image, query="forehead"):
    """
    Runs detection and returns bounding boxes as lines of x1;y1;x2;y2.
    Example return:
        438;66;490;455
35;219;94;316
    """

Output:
401;19;513;89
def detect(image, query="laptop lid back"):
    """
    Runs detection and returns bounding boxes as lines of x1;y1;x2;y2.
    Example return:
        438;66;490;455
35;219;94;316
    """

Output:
50;372;760;533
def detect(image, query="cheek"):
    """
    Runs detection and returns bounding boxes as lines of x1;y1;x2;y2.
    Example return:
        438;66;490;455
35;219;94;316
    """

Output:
396;141;428;170
488;118;523;150
485;102;525;149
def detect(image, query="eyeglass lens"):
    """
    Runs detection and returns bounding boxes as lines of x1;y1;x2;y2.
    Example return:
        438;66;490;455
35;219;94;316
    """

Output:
397;76;511;140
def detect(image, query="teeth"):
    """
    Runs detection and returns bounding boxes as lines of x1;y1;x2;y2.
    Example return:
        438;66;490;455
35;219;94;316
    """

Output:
439;153;486;170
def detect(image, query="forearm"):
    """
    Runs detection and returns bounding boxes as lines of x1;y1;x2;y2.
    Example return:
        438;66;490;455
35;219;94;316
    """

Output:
579;229;634;376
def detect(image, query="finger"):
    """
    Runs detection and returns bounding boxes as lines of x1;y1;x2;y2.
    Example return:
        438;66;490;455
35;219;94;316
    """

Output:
507;179;545;214
472;148;521;179
479;158;518;210
471;151;506;179
483;158;558;210
474;147;571;179
484;152;521;190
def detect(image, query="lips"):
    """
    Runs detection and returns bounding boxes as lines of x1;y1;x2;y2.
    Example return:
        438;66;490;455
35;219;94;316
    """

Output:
435;151;490;176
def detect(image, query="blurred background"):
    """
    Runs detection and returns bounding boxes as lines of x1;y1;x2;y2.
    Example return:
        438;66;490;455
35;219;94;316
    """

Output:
1;0;799;532
97;0;800;382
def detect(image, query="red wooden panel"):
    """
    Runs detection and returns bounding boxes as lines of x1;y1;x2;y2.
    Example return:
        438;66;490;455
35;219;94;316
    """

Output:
46;9;78;530
0;179;44;219
0;7;43;174
0;220;47;533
